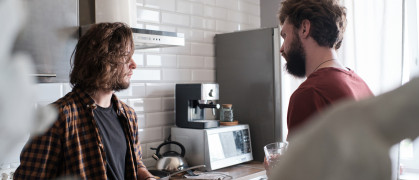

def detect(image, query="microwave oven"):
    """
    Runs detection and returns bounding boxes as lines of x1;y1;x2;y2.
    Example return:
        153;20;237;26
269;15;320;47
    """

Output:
171;124;253;171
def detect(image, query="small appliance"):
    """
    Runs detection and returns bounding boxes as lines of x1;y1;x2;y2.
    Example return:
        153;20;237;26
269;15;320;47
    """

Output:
171;124;253;171
175;83;220;129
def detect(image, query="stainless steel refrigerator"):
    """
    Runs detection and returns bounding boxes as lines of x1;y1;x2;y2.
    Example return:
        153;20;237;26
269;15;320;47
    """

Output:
215;27;302;161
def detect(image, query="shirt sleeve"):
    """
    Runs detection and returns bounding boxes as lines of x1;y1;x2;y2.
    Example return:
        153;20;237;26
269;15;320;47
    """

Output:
287;88;328;136
14;118;62;179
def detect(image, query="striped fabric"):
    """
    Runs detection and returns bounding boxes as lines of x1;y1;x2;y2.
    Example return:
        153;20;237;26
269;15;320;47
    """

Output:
14;86;146;179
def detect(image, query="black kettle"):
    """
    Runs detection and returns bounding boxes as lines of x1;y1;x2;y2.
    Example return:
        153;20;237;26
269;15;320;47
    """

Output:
152;141;188;172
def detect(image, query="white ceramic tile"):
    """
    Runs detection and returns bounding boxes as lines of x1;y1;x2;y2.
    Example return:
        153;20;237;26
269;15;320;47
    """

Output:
146;55;162;67
146;141;166;158
161;42;191;54
160;54;177;67
191;17;215;30
131;83;146;98
162;69;192;81
191;3;204;16
192;70;216;82
204;57;216;68
136;47;161;53
216;0;239;10
162;126;172;143
161;12;190;26
176;28;191;41
144;24;177;32
115;86;132;97
216;20;239;32
248;14;260;26
119;98;129;104
132;69;161;81
190;43;214;56
146;98;163;112
36;101;53;108
178;55;205;68
203;31;216;43
238;1;260;16
228;10;247;23
144;0;175;11
137;113;146;129
145;112;175;127
138;127;163;143
204;6;228;20
177;0;192;14
128;98;145;112
137;8;160;23
242;0;260;5
189;29;205;42
36;83;62;102
146;83;175;97
203;0;216;5
240;23;258;30
162;97;175;111
133;52;144;67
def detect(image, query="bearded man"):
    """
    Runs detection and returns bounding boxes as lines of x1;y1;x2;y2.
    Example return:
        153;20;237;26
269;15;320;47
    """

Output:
14;22;156;180
279;0;373;138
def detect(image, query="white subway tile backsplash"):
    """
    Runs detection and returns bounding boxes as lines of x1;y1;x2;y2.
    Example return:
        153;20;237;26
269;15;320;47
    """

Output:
191;17;216;30
115;86;133;97
191;3;204;16
161;12;190;26
177;0;192;14
189;29;205;42
204;57;216;68
140;143;147;157
128;98;145;112
144;0;175;11
143;158;157;168
204;6;228;20
228;10;247;23
161;42;191;54
146;141;166;158
145;112;174;127
133;53;145;67
137;8;160;23
192;70;216;82
190;43;214;56
139;127;163;143
242;0;260;5
203;0;216;5
146;55;162;67
239;1;260;16
143;98;162;112
203;31;216;43
248;14;261;26
132;69;161;81
160;54;177;67
178;55;205;68
216;20;239;32
162;126;172;143
131;83;146;97
136;0;144;6
216;0;239;10
162;69;192;81
36;83;62;102
162;97;175;111
137;113;146;129
146;83;175;97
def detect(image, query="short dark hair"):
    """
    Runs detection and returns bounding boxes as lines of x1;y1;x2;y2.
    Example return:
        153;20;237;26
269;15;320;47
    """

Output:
279;0;347;49
70;22;134;94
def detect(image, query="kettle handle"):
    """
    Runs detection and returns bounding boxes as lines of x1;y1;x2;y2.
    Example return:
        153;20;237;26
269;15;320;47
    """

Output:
155;141;186;158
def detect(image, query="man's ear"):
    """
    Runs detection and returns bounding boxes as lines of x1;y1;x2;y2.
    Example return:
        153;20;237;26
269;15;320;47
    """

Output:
301;19;311;38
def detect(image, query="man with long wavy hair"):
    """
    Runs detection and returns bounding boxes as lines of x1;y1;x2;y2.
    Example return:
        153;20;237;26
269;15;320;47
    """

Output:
15;22;156;180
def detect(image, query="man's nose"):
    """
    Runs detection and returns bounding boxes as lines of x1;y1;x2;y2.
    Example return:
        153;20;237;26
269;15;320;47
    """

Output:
129;57;137;69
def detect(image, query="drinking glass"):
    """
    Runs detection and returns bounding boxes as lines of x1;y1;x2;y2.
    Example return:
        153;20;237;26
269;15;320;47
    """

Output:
263;142;288;170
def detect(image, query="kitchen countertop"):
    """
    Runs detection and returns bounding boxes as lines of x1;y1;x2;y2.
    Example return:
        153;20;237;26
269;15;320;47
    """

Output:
170;161;266;180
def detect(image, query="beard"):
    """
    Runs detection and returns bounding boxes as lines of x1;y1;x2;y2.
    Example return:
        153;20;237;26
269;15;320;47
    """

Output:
112;72;131;92
283;33;307;78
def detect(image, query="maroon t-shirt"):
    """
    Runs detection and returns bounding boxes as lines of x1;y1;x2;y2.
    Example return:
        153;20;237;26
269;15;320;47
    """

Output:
287;67;373;136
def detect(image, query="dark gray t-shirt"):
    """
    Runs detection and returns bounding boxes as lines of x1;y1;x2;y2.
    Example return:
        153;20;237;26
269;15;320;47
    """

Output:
94;103;127;180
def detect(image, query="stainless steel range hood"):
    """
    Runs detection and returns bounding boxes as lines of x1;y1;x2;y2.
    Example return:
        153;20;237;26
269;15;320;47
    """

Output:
79;0;184;49
80;25;185;49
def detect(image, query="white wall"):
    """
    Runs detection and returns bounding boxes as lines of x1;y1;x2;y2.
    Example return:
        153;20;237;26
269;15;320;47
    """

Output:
1;0;261;170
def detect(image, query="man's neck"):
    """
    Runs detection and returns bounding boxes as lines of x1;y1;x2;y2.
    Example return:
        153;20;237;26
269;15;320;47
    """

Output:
304;44;343;76
90;90;113;108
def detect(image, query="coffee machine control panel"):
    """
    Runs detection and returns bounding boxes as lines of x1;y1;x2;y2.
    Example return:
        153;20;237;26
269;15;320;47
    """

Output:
201;84;219;100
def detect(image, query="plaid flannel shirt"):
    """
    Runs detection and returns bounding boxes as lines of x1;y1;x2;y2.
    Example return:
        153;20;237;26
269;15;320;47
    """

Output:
14;86;146;179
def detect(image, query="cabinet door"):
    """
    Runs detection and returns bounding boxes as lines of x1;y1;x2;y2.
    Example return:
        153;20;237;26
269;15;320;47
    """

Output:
14;0;78;83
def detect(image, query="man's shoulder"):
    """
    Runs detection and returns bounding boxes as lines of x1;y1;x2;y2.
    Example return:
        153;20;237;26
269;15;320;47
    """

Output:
52;91;79;109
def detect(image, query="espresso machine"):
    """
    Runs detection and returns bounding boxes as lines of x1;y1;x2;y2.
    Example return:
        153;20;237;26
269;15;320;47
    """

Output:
175;83;220;129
